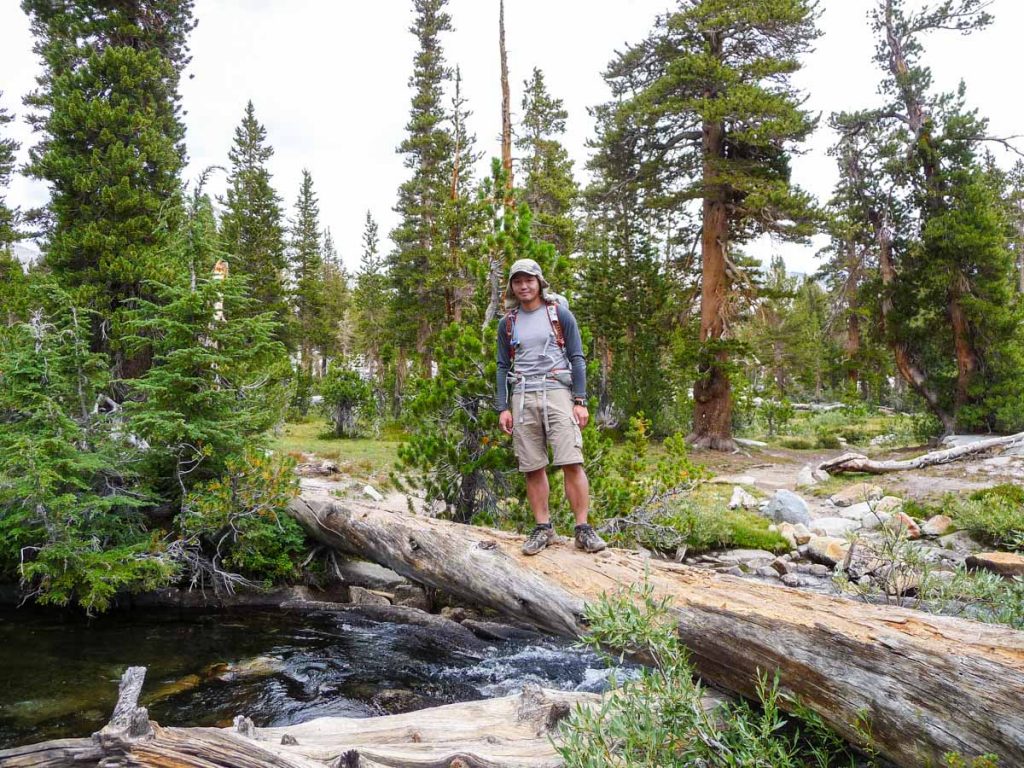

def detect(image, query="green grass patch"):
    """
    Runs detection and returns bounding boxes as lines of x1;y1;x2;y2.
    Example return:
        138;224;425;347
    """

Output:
270;420;403;485
606;483;788;555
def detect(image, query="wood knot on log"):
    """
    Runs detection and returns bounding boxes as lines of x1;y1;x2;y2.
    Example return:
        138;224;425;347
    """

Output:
336;750;361;768
281;734;298;745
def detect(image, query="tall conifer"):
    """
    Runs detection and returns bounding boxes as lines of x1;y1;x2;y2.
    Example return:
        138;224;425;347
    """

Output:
353;212;390;386
0;92;18;251
517;68;578;260
319;229;351;367
594;0;819;449
22;0;195;376
832;0;1024;432
390;0;454;376
221;101;289;343
289;169;326;375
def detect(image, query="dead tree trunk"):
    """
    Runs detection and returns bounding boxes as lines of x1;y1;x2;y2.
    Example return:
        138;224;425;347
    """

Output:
288;497;1024;768
818;431;1024;474
500;0;513;204
1;685;594;768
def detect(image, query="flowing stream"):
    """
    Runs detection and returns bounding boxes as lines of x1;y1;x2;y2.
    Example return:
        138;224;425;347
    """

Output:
0;607;628;748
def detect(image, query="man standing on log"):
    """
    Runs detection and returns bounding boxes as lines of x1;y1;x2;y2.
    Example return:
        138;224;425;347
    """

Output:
496;259;606;556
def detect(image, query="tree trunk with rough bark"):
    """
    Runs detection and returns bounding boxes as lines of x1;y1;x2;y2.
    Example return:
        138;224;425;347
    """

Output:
499;0;513;204
288;497;1024;768
688;115;736;452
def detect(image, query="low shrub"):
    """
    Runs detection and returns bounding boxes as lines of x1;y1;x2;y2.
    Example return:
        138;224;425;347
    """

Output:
814;432;843;449
557;582;872;767
179;449;304;582
946;491;1024;551
779;436;816;450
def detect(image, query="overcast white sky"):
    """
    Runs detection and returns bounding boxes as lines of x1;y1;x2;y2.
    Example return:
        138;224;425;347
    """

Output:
1;0;1022;274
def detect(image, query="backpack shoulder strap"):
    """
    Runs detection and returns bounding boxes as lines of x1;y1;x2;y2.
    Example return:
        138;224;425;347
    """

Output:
546;301;565;348
505;309;519;360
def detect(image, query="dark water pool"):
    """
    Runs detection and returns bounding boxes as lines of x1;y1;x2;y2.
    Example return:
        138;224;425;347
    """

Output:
0;607;623;748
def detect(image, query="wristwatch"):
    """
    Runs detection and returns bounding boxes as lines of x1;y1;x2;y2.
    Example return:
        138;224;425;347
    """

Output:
573;397;586;406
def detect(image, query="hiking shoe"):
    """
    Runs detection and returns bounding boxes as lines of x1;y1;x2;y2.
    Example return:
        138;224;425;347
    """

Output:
574;524;607;553
522;525;556;556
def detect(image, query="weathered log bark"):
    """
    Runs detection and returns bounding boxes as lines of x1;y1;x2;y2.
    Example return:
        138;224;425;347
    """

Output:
0;686;597;768
818;431;1024;474
288;497;1024;768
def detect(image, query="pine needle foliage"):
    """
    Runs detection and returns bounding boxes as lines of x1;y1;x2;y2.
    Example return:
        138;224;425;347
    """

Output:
0;285;174;612
221;101;290;345
0;90;19;250
122;188;291;500
22;0;194;370
396;322;514;524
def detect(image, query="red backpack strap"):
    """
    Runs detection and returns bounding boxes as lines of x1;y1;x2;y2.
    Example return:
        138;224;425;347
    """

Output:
505;309;519;361
546;301;565;348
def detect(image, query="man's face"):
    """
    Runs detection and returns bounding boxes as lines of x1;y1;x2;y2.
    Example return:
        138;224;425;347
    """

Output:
511;273;540;303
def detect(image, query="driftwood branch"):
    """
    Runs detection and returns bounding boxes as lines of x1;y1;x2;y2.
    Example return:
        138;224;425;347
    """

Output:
0;686;599;768
818;431;1024;474
288;497;1024;768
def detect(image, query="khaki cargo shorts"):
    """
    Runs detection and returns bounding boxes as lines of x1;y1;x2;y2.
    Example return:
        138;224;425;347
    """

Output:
511;387;584;472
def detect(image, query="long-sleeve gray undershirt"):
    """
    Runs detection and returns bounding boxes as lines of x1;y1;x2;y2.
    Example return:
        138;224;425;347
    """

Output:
495;302;586;412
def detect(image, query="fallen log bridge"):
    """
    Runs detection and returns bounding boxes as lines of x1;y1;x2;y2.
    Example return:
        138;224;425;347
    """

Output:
289;496;1024;768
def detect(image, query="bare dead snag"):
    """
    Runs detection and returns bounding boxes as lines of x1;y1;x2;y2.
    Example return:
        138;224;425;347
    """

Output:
818;432;1024;474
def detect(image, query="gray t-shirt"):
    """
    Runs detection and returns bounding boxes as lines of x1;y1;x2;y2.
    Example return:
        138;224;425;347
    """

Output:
495;302;586;412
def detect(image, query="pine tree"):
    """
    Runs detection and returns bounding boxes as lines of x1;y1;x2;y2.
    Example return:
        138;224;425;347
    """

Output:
0;91;19;251
124;189;290;500
998;160;1024;295
0;92;24;326
517;68;578;260
352;212;392;404
0;283;174;611
318;229;351;369
442;67;485;324
595;0;819;450
289;169;326;378
221;101;289;344
22;0;195;377
831;0;1023;433
389;0;454;376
